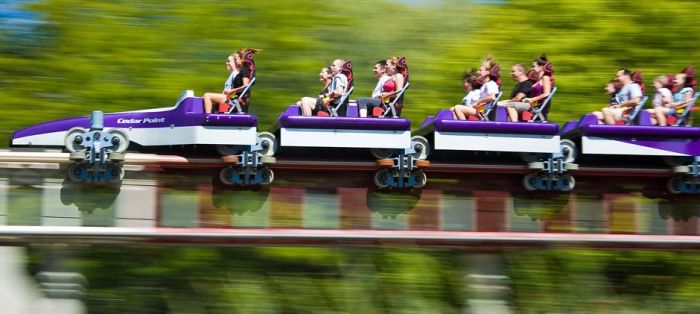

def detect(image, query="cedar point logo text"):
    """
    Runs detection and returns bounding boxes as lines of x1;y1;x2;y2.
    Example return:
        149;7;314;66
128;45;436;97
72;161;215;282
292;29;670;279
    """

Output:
117;118;166;124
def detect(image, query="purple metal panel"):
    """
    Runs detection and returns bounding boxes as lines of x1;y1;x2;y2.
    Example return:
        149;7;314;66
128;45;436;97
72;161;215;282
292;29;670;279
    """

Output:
278;105;301;122
615;137;700;155
346;102;359;118
13;116;90;139
198;114;257;127
493;106;509;122
181;97;203;114
276;104;410;131
269;105;301;133
420;116;435;129
581;125;700;138
565;113;700;155
280;116;411;131
12;97;258;140
435;109;453;120
560;121;579;135
637;111;653;126
418;110;451;130
434;120;559;135
578;114;599;127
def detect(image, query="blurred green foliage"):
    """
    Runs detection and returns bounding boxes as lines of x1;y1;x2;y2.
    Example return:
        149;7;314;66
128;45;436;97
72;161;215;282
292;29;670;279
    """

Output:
35;246;465;313
26;245;700;312
1;0;700;143
506;249;700;313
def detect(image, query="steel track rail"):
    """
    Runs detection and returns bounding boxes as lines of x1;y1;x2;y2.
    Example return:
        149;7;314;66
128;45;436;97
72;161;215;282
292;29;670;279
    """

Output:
0;226;697;249
0;151;676;176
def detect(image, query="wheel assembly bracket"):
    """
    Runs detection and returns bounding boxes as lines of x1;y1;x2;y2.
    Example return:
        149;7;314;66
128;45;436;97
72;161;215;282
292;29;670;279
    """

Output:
524;150;578;192
668;156;700;194
65;111;126;183
374;152;427;189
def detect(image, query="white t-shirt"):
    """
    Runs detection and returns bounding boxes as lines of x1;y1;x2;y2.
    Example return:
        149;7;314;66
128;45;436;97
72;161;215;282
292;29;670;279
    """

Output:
616;82;642;103
223;70;239;91
653;87;672;107
480;80;500;99
371;75;391;98
329;73;348;105
461;89;481;107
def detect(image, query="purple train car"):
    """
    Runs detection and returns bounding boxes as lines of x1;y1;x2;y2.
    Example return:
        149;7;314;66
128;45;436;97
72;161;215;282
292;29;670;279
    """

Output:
560;111;700;164
415;106;562;159
11;91;275;156
414;102;573;192
560;110;700;193
268;100;428;188
269;101;421;158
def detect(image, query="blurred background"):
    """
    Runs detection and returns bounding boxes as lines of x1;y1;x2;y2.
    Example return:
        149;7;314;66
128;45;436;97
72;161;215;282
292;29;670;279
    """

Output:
2;0;700;139
1;167;700;312
3;0;700;312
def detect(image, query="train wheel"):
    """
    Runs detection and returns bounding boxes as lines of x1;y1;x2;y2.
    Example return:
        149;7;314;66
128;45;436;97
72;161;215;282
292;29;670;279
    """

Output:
410;136;430;160
64;127;86;153
216;145;243;156
557;174;576;192
219;166;236;185
373;169;391;188
107;165;125;182
370;148;397;159
257;132;277;157
67;163;85;182
560;140;577;164
260;168;274;185
411;170;427;188
107;129;130;153
667;176;683;194
522;173;539;191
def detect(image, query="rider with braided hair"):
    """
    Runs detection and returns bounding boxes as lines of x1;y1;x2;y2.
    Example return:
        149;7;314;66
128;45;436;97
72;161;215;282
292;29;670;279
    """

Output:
653;66;697;126
378;56;409;117
202;51;239;113
224;48;258;113
453;56;501;120
505;54;554;122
